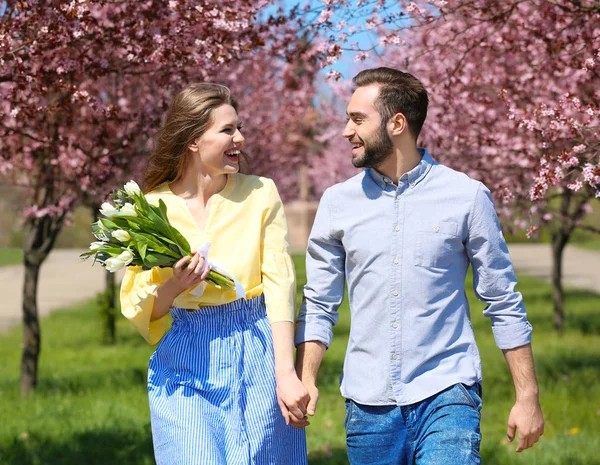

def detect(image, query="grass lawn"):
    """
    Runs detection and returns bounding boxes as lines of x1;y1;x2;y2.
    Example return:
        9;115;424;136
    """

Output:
577;240;600;251
0;248;23;266
1;255;599;465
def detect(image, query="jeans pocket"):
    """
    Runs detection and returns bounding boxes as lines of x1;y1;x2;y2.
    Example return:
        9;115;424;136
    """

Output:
344;399;355;430
457;383;483;414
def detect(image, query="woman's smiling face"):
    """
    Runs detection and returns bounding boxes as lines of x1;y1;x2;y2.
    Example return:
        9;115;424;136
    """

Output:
189;104;245;176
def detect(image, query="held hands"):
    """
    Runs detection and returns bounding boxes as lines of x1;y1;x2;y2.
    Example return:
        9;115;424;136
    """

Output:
275;370;311;430
171;253;210;292
286;379;319;430
507;396;545;452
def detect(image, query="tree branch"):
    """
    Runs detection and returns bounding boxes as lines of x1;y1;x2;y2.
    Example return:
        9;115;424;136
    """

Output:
577;224;600;234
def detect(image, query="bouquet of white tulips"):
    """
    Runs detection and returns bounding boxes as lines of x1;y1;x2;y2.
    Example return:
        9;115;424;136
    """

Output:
80;180;235;291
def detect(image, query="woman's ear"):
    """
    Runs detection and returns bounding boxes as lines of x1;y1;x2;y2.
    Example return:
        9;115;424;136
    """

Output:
188;139;200;153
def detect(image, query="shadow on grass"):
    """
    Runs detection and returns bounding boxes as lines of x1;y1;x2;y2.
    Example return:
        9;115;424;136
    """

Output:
4;432;350;465
0;367;147;395
481;444;595;465
309;447;349;465
1;428;154;465
535;351;600;382
563;290;600;335
40;367;147;394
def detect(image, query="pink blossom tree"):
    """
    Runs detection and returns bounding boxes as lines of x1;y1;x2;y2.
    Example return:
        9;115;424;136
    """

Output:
217;38;319;200
310;0;600;331
0;0;317;395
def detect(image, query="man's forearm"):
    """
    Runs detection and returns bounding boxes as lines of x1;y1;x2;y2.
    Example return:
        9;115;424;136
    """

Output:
502;343;540;400
295;341;327;385
502;343;544;451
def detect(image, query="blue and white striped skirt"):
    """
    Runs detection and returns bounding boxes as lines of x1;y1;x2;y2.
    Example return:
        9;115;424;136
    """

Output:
148;295;307;465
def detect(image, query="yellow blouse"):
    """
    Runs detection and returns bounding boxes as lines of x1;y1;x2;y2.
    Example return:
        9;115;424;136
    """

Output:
120;174;296;344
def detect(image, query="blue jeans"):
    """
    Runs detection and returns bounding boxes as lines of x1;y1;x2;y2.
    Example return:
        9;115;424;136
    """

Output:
345;383;482;465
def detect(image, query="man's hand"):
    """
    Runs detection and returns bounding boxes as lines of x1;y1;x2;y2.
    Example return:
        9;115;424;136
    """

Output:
294;340;327;426
305;382;319;417
507;397;544;452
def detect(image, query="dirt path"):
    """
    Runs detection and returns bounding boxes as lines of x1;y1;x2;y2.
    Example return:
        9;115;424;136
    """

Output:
0;244;598;333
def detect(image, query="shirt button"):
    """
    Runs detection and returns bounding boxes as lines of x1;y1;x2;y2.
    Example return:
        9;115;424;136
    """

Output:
384;177;392;184
391;353;398;360
393;258;399;264
433;225;440;232
396;194;401;200
395;226;400;232
393;290;399;296
410;182;415;188
391;322;398;329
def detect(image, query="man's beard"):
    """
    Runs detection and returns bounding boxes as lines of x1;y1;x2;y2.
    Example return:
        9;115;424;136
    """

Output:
352;123;393;169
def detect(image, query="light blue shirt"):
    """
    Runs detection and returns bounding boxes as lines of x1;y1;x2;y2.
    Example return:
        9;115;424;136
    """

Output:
295;149;532;406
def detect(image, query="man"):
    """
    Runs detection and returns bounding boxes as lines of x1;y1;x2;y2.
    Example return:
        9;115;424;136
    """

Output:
294;67;544;464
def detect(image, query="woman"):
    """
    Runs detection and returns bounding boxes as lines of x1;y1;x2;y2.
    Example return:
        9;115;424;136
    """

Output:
120;83;309;465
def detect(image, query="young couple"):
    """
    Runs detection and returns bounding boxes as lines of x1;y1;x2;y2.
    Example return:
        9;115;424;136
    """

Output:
121;67;544;465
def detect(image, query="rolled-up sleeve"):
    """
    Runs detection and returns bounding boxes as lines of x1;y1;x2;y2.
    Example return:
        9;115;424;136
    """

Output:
261;180;296;323
120;265;170;344
466;183;532;349
294;189;346;349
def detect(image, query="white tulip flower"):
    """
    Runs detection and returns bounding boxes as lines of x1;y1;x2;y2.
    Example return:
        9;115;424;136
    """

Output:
99;202;119;218
123;180;141;196
104;250;134;272
89;241;105;251
117;203;137;217
112;229;131;242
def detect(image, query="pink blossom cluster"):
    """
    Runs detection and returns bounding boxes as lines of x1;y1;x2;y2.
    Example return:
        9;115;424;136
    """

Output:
311;0;600;235
0;0;318;221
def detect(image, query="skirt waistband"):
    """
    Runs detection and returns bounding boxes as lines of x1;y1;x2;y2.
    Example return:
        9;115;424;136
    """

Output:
170;295;265;324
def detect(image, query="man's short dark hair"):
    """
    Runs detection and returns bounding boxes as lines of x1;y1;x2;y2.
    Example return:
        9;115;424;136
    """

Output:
353;67;429;140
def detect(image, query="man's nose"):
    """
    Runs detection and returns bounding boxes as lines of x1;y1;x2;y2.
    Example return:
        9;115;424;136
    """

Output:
342;122;355;139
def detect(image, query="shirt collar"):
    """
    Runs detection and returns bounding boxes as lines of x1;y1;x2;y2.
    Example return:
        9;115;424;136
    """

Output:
367;148;434;189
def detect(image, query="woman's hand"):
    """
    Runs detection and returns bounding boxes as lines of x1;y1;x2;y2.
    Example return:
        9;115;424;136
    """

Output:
151;253;209;321
276;369;311;429
171;253;210;293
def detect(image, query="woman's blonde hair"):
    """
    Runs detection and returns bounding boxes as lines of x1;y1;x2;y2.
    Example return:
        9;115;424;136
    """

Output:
143;83;247;193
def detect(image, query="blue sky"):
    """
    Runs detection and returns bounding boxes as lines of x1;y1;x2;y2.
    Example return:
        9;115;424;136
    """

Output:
263;0;383;79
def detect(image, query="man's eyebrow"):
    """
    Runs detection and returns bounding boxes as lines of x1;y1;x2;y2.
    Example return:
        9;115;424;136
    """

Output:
346;111;368;119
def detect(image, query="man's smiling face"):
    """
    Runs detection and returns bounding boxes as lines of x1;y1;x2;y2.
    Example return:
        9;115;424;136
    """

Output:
342;84;393;169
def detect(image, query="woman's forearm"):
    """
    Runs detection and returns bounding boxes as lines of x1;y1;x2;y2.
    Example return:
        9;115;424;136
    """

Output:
270;321;296;375
151;277;187;321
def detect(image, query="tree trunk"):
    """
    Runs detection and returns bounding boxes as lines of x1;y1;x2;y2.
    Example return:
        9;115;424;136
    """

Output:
550;231;569;333
102;269;117;345
20;214;64;397
90;205;118;344
20;257;42;396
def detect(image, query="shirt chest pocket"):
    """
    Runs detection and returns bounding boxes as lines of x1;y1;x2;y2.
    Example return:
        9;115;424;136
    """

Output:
415;220;461;268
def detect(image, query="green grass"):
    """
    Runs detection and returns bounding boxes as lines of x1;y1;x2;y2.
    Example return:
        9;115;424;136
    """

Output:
0;248;23;266
1;257;599;465
576;240;600;251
